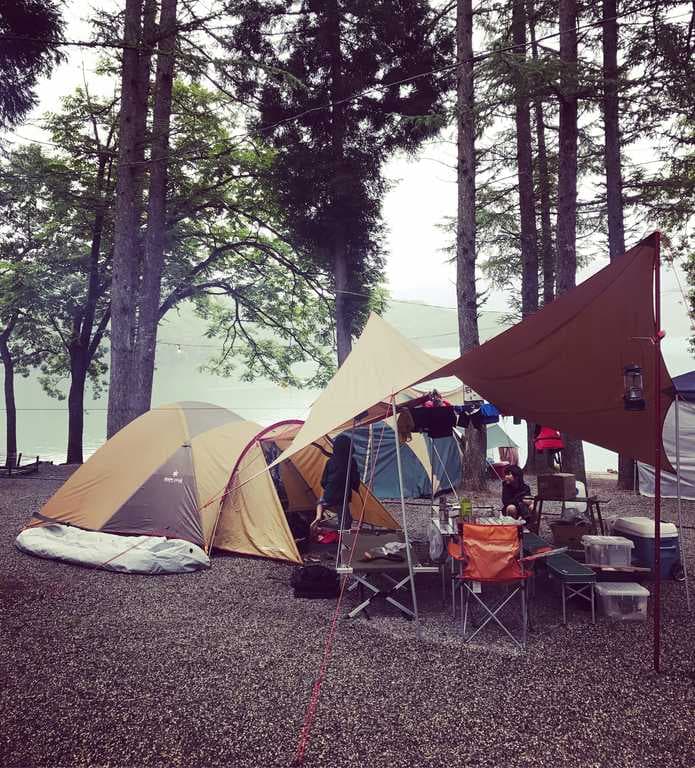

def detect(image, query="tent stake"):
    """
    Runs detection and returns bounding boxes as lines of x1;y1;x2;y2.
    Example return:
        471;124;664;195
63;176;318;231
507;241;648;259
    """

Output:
391;395;420;640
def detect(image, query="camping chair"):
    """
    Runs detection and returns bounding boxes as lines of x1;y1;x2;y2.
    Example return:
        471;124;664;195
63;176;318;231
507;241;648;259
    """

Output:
449;523;536;650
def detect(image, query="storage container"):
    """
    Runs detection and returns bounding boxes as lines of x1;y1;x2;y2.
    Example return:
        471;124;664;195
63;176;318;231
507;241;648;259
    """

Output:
611;516;680;578
595;582;649;621
581;534;634;566
537;473;577;501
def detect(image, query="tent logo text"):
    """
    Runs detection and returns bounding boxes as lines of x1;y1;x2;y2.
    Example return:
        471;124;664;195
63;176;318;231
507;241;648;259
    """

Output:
163;470;184;485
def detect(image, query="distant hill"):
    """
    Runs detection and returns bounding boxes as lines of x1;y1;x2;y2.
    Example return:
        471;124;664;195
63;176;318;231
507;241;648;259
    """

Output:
5;300;508;462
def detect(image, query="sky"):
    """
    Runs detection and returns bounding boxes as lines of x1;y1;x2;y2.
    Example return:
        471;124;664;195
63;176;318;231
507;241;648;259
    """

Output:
3;1;694;468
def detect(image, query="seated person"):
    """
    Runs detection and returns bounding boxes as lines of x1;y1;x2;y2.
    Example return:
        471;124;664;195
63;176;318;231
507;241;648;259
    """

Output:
501;464;535;523
312;433;360;532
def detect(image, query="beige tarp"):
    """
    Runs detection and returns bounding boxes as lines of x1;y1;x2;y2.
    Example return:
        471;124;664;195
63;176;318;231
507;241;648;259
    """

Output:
273;313;449;466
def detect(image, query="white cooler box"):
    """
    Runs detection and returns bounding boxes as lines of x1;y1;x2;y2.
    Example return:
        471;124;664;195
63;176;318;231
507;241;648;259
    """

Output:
611;516;680;578
581;534;634;566
595;582;649;621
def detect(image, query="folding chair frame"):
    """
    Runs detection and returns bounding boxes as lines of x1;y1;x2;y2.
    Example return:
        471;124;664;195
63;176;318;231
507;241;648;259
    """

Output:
460;577;529;650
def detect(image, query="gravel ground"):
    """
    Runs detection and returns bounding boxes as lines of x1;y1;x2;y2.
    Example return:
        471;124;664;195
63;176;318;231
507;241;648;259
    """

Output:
1;467;694;768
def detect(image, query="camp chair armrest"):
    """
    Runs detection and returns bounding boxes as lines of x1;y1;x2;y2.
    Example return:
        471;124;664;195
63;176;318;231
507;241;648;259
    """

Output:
520;546;568;563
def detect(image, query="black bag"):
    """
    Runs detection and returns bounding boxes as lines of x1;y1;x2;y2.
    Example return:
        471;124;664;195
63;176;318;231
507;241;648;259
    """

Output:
291;565;340;599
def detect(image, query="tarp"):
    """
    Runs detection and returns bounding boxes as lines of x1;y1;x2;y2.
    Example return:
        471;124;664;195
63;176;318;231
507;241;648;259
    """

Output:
272;313;449;466
430;233;674;471
671;371;695;402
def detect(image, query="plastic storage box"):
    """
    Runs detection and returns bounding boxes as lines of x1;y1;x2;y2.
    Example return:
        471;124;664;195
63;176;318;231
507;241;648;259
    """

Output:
595;582;649;621
611;516;680;578
581;534;634;566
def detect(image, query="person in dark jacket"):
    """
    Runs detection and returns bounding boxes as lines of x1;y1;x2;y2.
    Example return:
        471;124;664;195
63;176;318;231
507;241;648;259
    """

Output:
501;464;534;522
312;433;361;532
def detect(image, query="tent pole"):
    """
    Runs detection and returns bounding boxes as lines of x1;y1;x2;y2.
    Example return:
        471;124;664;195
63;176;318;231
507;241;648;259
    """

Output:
653;232;663;674
674;395;691;609
336;425;357;572
428;432;435;509
391;395;420;640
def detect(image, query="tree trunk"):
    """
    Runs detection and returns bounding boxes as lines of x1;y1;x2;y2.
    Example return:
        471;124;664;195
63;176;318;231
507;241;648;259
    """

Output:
107;0;147;438
456;0;486;491
327;0;352;365
0;324;17;469
527;0;554;306
556;0;586;484
512;0;539;318
107;0;157;437
134;0;178;414
334;243;352;364
602;0;633;490
66;345;88;464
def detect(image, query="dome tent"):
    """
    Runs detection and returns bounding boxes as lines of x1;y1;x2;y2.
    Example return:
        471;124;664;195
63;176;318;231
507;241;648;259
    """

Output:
16;403;398;573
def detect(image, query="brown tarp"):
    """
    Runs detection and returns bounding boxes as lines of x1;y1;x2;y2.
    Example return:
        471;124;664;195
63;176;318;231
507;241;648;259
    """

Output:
429;233;675;471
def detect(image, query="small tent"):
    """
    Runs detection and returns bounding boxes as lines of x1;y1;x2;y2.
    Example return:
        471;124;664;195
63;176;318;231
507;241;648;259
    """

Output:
17;404;398;573
351;421;517;498
638;371;695;499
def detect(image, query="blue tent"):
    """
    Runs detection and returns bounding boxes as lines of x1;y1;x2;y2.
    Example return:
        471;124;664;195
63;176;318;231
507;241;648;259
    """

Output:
351;422;517;499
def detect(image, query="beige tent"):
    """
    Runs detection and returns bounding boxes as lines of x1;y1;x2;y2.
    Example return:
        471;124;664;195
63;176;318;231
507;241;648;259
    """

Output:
20;403;397;571
214;420;399;563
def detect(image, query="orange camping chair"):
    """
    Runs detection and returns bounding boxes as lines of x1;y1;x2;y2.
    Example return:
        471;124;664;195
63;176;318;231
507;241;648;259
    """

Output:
449;523;532;650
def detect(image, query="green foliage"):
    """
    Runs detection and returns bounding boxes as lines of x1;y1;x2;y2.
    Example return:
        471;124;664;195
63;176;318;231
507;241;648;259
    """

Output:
0;0;64;128
225;0;453;338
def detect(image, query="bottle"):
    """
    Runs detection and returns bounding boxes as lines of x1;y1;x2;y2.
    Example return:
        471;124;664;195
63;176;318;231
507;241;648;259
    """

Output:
459;497;472;521
438;495;448;524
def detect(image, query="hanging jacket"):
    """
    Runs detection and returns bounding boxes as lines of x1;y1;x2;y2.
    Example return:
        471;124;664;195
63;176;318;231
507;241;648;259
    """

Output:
321;434;360;506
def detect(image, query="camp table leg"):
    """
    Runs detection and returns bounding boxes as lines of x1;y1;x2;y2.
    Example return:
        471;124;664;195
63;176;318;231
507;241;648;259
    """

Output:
590;583;595;624
561;582;567;625
346;572;415;620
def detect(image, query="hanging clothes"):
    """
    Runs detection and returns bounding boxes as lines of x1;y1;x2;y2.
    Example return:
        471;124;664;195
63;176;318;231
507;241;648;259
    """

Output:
397;409;416;443
411;406;457;439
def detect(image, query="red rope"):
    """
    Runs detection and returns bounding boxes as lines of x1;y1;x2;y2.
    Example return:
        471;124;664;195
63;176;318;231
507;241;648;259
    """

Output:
291;426;391;765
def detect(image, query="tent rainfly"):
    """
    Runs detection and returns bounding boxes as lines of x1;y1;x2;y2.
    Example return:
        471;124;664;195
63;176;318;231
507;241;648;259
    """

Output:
16;403;398;573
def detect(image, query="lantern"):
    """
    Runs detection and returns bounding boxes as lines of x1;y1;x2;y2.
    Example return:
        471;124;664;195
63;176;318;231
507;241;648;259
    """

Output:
623;363;645;411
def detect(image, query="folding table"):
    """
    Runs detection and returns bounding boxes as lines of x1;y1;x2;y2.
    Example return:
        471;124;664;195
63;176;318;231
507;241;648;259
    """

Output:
336;532;438;619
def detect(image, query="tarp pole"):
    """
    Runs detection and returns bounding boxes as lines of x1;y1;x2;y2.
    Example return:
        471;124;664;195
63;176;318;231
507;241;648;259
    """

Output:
336;426;357;571
653;232;662;674
674;395;691;609
391;395;420;640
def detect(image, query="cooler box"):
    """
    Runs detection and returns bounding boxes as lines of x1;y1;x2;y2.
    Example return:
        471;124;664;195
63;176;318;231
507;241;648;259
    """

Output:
595;582;649;621
581;535;634;566
611;516;680;578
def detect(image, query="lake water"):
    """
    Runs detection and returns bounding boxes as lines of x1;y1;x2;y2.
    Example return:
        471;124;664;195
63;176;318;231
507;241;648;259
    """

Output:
1;301;683;471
